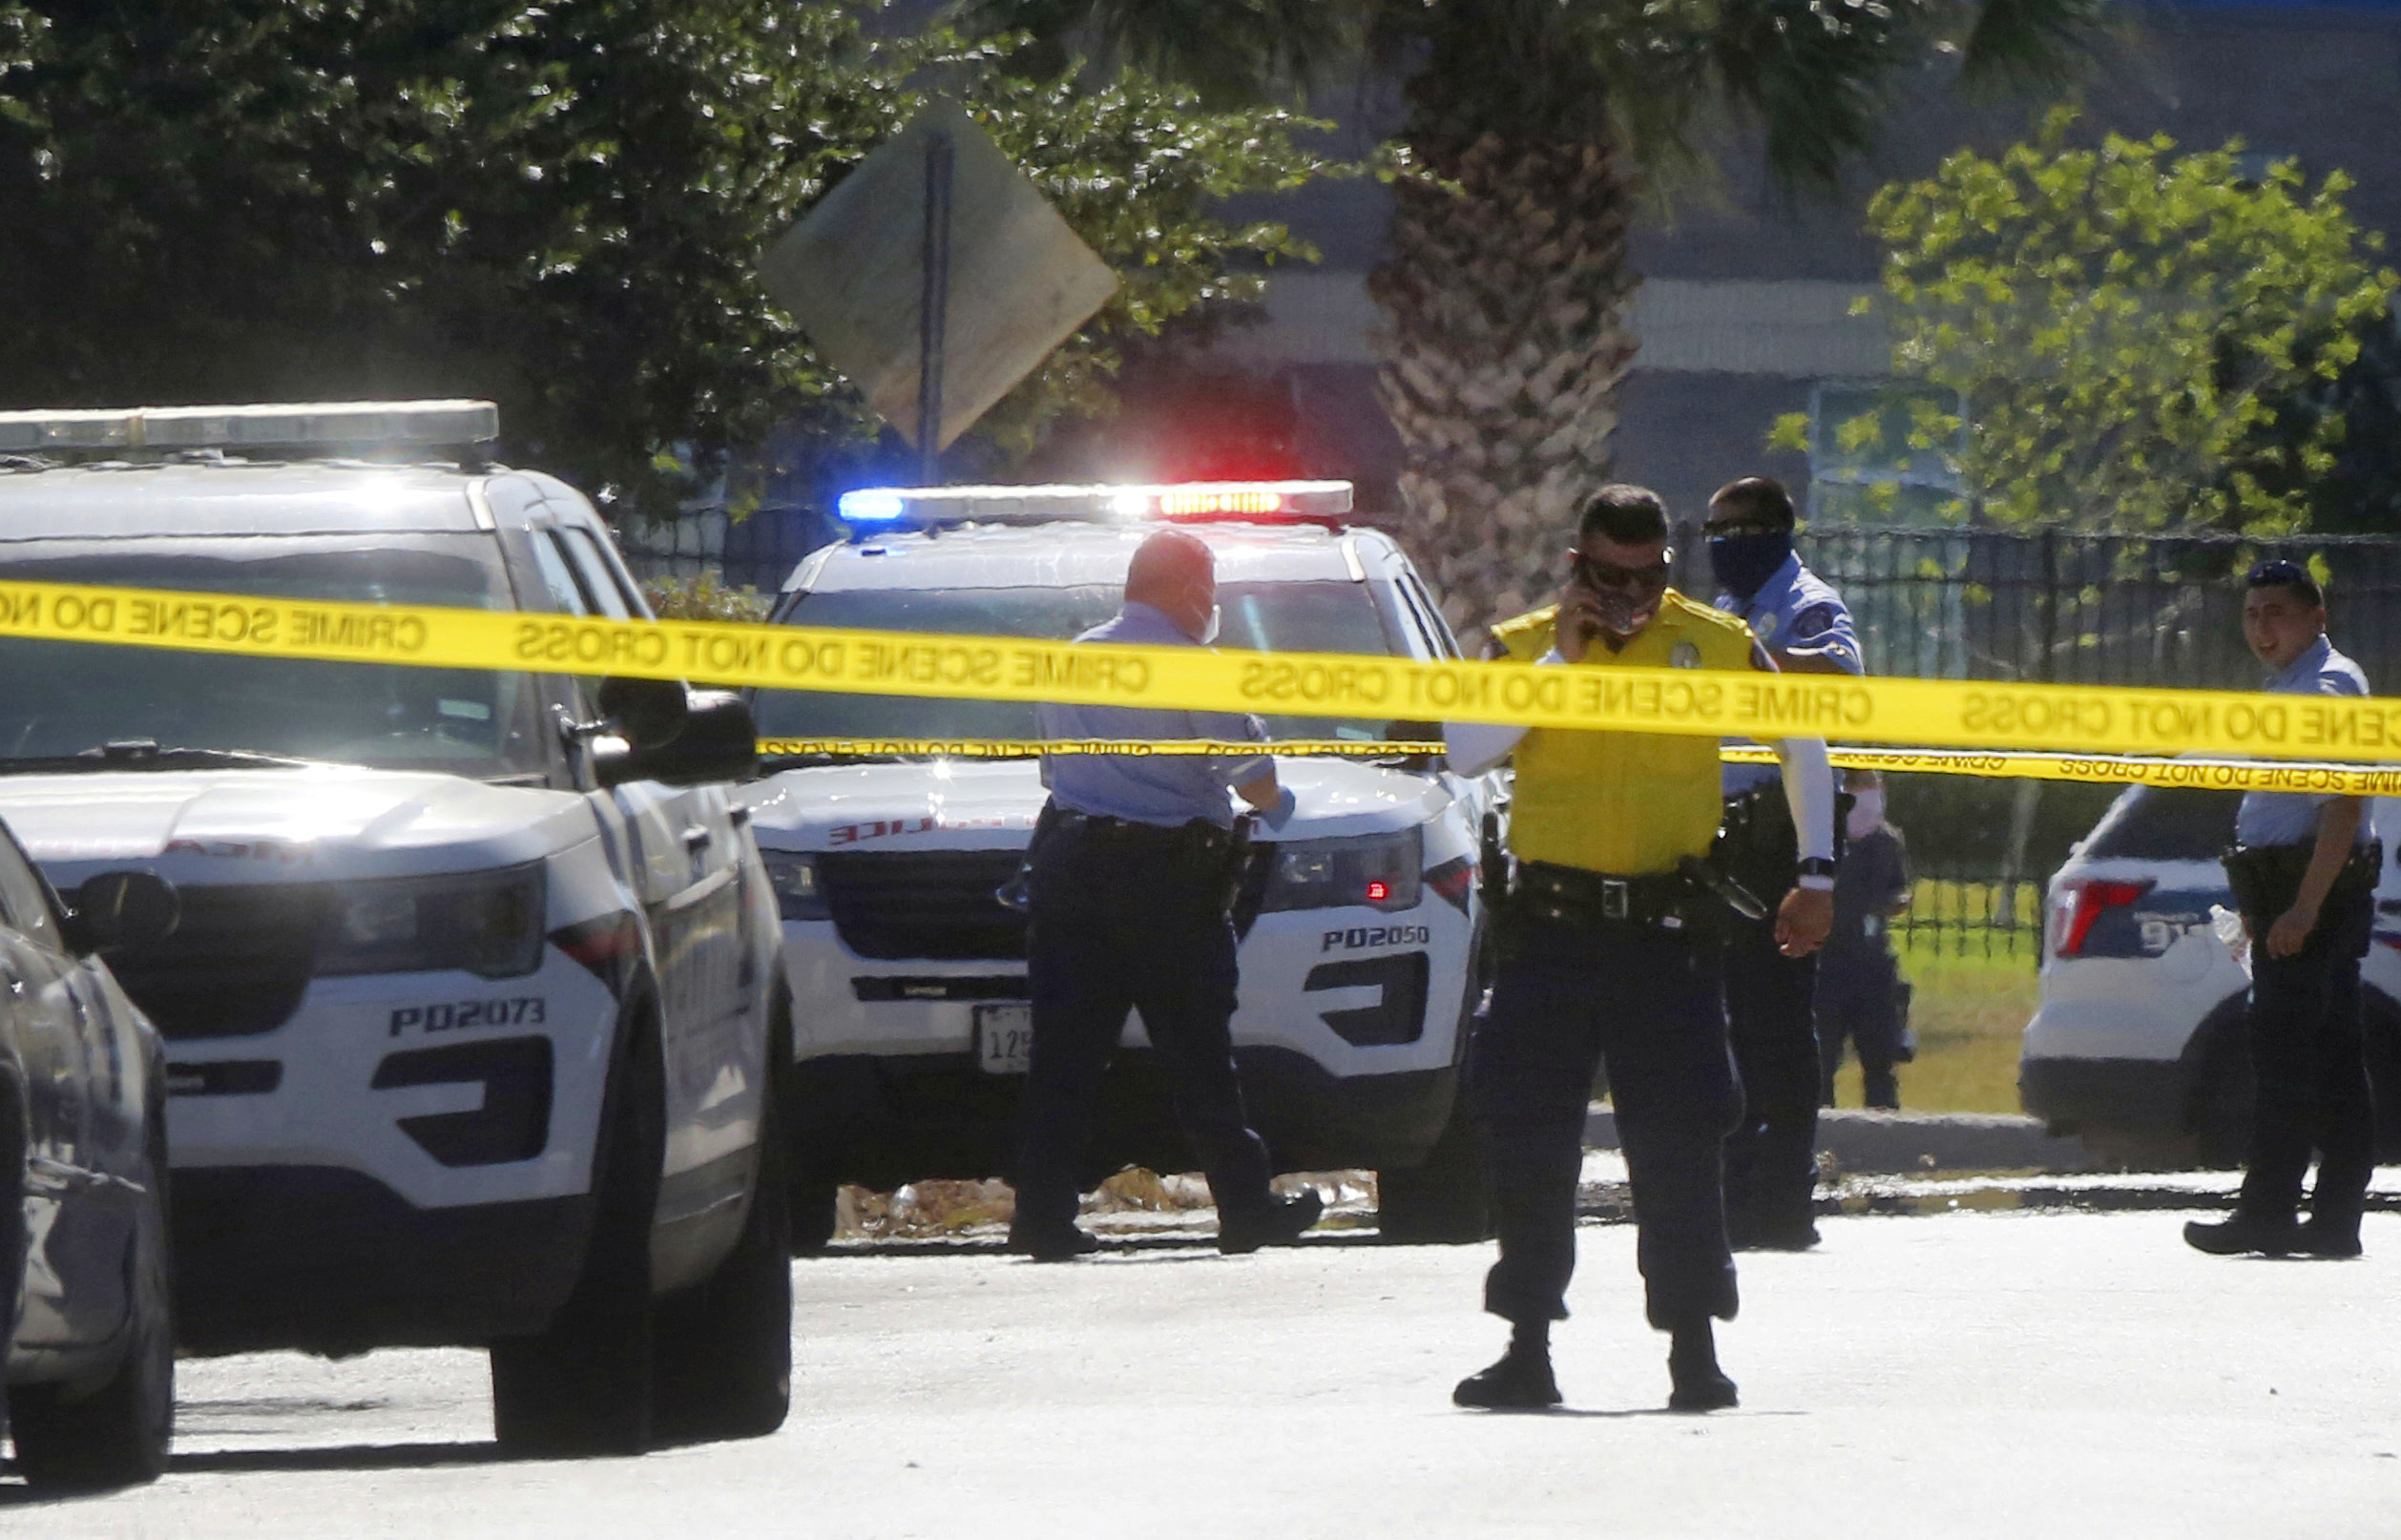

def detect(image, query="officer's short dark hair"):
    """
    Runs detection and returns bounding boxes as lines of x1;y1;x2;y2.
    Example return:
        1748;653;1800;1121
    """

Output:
1576;484;1669;547
2246;558;2324;609
1708;476;1797;530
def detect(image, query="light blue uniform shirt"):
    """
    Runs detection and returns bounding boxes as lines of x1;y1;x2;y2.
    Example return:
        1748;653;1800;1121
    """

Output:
1717;551;1862;794
1037;602;1273;830
2235;635;2372;848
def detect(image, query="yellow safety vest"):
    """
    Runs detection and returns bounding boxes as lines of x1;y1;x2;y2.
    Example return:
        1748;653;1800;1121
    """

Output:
1492;591;1759;877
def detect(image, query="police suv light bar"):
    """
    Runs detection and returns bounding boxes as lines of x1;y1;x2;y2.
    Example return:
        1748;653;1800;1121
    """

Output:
0;400;500;455
837;480;1354;529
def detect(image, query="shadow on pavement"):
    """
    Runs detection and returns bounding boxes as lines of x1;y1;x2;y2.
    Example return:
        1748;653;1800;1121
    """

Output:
168;1442;512;1476
0;1443;499;1508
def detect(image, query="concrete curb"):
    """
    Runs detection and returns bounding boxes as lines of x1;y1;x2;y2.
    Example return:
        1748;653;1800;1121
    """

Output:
1584;1105;2098;1175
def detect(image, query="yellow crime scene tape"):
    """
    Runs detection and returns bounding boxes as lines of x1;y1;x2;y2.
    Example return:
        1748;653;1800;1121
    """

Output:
755;739;1447;759
10;577;2401;786
1722;745;2401;797
756;739;2401;794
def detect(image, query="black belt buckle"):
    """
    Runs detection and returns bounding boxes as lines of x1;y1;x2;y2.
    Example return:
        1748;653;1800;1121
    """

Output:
1600;879;1630;921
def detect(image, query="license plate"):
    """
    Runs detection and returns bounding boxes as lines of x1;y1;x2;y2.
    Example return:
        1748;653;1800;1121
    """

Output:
975;1004;1034;1075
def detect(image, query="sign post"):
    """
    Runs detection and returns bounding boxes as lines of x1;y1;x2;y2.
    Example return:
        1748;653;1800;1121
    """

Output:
917;129;953;486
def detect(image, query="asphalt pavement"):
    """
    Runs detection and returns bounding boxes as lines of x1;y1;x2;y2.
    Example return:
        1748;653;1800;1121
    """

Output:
10;1203;2398;1539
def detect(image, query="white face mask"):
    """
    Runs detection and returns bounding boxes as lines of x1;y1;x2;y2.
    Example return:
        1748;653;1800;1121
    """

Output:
1847;787;1886;843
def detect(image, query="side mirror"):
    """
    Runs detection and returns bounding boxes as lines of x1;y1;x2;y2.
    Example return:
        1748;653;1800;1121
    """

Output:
67;871;179;956
598;676;689;750
594;690;759;789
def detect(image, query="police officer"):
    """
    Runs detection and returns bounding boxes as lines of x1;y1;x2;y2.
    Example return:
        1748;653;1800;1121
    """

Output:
1706;476;1858;1250
1446;485;1834;1413
1008;528;1324;1261
2187;560;2379;1259
1817;772;1912;1111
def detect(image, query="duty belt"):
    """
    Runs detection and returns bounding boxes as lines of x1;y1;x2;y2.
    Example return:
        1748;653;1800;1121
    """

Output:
1510;861;1698;931
2221;837;2381;919
1047;807;1236;856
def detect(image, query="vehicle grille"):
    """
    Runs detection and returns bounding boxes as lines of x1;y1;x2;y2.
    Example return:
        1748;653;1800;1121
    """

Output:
820;851;1028;961
108;884;321;1040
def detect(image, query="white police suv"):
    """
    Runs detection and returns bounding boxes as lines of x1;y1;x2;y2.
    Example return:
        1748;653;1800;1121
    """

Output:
0;401;790;1455
742;482;1500;1243
2020;782;2401;1165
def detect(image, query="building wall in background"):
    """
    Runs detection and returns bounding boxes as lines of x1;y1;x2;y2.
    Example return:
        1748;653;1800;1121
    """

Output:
1146;1;2401;527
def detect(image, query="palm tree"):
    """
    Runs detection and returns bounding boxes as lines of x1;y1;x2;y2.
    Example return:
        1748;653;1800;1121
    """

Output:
962;0;2106;635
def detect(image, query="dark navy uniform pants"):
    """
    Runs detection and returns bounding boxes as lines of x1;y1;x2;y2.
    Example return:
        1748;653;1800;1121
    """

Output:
1817;942;1903;1110
1470;914;1741;1330
1013;822;1274;1234
1722;913;1821;1238
2239;887;2376;1234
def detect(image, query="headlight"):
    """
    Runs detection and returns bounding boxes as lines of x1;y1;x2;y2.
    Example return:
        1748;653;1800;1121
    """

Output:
1260;828;1423;914
317;865;546;979
762;850;830;922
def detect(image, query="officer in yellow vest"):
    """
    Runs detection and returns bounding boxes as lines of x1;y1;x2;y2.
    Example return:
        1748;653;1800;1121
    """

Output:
1445;485;1834;1413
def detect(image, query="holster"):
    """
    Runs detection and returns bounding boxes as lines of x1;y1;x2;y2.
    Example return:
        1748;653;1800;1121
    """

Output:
1714;785;1800;906
2221;838;2380;954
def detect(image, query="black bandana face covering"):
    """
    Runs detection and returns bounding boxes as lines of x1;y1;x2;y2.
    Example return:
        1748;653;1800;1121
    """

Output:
1707;531;1792;603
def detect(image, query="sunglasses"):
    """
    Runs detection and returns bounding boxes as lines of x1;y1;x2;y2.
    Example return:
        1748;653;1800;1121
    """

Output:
1702;517;1782;538
1569;550;1672;591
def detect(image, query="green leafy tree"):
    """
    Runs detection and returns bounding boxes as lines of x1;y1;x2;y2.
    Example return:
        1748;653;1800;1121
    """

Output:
1803;110;2400;533
0;1;1342;520
963;0;2105;635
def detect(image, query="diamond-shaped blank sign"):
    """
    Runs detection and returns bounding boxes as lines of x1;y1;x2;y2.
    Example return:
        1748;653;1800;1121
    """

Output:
762;100;1118;451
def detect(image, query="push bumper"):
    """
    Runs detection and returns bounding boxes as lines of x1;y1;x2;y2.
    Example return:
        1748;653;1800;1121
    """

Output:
791;1047;1459;1192
173;1166;592;1357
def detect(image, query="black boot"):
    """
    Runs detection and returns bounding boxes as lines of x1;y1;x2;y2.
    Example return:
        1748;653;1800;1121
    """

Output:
1218;1188;1324;1255
1666;1319;1738;1413
1453;1322;1561;1411
2296;1215;2364;1259
2182;1213;2300;1257
1008;1220;1099;1261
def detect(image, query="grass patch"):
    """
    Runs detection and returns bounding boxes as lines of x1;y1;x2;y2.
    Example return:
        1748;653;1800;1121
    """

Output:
1826;929;2042;1115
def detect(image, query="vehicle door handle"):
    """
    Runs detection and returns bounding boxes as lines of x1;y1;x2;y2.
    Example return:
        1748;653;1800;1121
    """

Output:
683;825;714;852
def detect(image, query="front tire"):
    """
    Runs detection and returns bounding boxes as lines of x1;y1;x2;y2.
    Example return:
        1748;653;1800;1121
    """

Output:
11;1128;175;1491
652;1111;793;1444
490;999;663;1458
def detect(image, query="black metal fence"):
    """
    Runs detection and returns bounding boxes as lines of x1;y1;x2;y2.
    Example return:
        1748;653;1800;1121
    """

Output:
614;506;836;596
1670;522;2401;691
1680;522;2401;959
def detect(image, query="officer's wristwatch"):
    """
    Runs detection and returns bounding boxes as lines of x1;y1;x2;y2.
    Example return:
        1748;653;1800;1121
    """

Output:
1796;856;1838;891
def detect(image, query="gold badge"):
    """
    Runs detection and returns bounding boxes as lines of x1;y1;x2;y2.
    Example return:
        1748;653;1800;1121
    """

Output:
1671;641;1702;669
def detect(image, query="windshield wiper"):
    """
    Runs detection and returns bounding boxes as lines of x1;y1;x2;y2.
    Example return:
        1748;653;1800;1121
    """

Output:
0;740;321;776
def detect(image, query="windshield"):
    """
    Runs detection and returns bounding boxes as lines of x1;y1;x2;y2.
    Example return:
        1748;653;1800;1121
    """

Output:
0;536;548;778
752;580;1410;745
